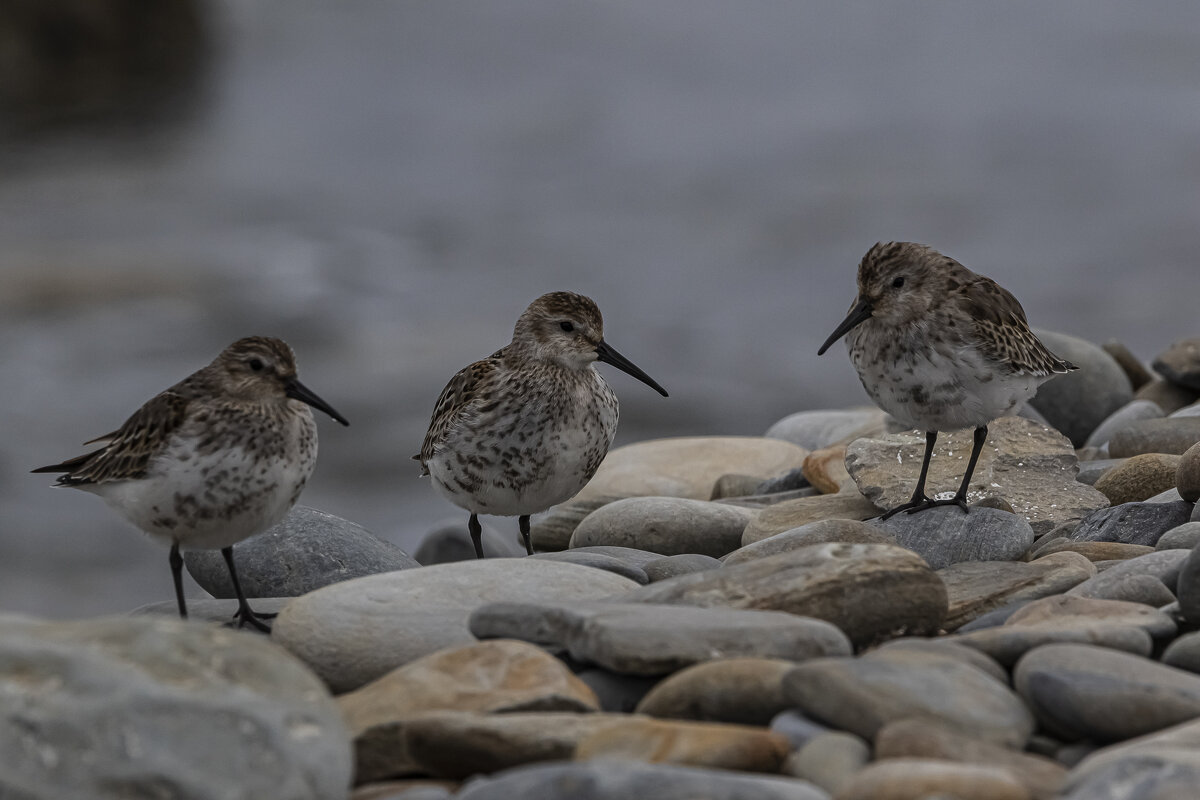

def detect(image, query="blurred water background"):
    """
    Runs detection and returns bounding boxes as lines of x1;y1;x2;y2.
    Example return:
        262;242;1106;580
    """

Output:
2;1;1199;618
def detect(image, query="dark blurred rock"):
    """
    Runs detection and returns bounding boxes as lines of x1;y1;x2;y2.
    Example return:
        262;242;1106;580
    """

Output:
1153;338;1200;391
1028;330;1133;447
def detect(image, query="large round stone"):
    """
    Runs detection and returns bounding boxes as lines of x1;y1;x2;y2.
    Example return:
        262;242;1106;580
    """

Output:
271;559;638;692
1015;643;1200;741
783;647;1034;747
1153;337;1200;391
185;506;418;598
764;408;885;450
1083;399;1165;449
0;615;351;800
634;658;796;725
723;519;893;567
569;497;751;558
1093;453;1182;505
1028;329;1133;446
1178;441;1200;503
1108;417;1200;457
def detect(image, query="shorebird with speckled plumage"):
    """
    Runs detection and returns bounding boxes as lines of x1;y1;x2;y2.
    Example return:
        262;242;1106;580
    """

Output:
417;291;668;558
33;336;349;630
818;242;1076;519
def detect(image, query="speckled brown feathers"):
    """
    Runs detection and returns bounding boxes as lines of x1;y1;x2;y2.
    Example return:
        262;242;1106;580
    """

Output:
417;351;503;473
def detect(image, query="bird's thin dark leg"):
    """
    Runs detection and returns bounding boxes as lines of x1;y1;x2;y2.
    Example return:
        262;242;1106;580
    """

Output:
169;542;188;619
880;430;939;520
222;546;274;633
469;513;484;559
519;515;533;556
944;424;988;510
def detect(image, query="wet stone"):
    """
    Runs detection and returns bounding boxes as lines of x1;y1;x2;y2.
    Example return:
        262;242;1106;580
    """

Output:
185;505;419;598
1067;500;1194;547
872;505;1035;570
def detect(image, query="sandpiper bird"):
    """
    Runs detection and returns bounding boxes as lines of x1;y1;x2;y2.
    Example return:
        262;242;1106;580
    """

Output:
33;336;349;630
817;242;1076;519
417;291;668;558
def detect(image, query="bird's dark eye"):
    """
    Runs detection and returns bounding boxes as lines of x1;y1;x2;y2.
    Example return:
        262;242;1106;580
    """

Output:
559;321;575;333
248;358;264;372
892;276;905;289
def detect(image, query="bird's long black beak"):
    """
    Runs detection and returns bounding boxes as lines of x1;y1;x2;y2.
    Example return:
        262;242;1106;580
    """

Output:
596;340;669;397
286;378;350;426
817;298;874;356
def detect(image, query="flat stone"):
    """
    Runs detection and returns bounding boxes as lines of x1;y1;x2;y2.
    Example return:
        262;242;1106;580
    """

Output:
185;506;418;598
1179;441;1200;502
949;595;1174;667
468;601;851;675
530;550;649;583
801;445;854;494
635;658;795;725
452;761;829;800
783;731;870;795
415;517;528;563
1066;549;1188;603
569;497;752;558
0;615;351;800
836;759;1031;800
872;506;1035;570
1162;631;1200;674
271;560;638;692
1067;500;1195;546
624;543;948;647
938;553;1096;631
399;711;628;779
723;519;893;567
764;407;886;450
1153;337;1200;391
1109;417;1200;457
783;647;1035;747
875;719;1066;800
845;416;1109;535
1034;540;1156;562
337;639;598;782
1015;643;1200;741
642;554;722;582
1028;329;1133;446
574;716;791;773
1093;453;1182;505
740;492;881;545
1061;717;1200;800
1083;400;1165;449
1157;522;1200;550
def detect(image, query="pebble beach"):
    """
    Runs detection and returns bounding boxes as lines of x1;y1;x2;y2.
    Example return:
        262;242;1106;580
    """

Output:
5;331;1200;799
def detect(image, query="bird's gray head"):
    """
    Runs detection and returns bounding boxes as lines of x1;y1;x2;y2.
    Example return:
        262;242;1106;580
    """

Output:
213;336;349;425
511;292;668;396
818;242;958;355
